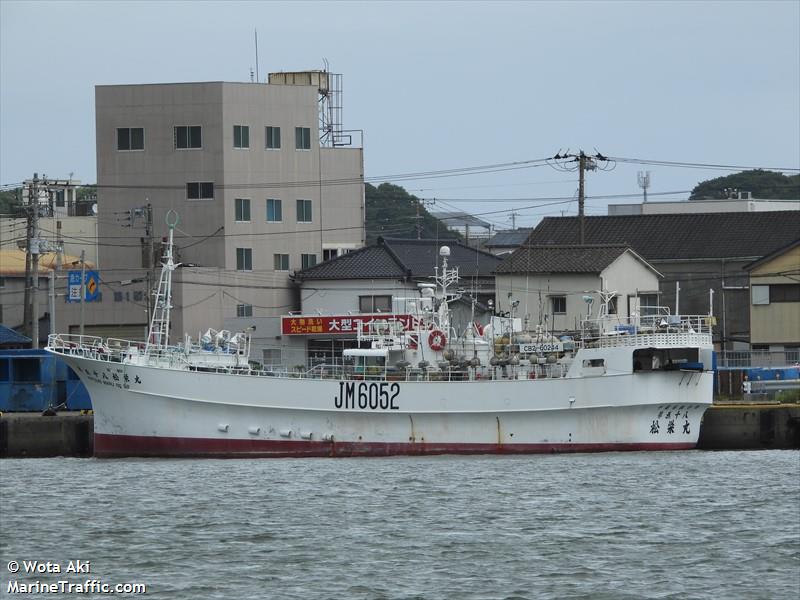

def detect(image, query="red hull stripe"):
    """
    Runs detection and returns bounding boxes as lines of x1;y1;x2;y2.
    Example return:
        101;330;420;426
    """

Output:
95;433;697;458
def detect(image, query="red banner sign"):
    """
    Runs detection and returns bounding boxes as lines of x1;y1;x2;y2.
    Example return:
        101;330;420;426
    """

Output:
281;314;424;336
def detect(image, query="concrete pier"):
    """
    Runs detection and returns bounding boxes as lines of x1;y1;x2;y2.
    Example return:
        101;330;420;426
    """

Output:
1;405;798;458
697;403;800;450
0;412;93;458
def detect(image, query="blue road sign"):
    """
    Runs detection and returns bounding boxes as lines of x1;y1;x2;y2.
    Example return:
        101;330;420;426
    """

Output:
67;270;101;303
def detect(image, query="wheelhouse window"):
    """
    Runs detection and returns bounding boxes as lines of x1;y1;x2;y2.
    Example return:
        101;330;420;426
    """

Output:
233;125;249;149
295;127;311;150
175;125;202;149
117;127;144;151
187;182;214;200
235;198;251;222
236;304;253;317
265;126;281;149
236;248;252;271
359;295;392;313
267;199;282;222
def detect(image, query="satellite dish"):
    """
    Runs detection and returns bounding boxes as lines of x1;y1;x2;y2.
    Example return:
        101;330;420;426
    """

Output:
91;203;98;215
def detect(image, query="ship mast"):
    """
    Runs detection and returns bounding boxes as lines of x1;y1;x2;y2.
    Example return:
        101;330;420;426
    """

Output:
145;211;180;354
434;246;460;337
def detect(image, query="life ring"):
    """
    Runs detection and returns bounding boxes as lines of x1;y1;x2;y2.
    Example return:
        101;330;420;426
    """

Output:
428;330;447;351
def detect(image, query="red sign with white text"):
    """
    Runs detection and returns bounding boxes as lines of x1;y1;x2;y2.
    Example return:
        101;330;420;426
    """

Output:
281;314;424;335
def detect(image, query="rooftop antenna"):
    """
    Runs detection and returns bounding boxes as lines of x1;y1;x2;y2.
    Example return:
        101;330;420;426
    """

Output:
254;29;259;82
637;171;651;203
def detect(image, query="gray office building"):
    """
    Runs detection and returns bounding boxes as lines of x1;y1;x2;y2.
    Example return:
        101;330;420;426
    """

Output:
93;73;365;343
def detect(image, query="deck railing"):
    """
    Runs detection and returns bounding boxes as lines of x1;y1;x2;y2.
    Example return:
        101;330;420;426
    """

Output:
46;334;570;382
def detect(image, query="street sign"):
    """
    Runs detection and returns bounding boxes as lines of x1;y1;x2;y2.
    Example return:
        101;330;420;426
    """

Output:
67;270;101;303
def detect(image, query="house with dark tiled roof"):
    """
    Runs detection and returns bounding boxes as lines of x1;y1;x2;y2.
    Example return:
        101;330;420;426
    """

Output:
291;237;502;355
494;245;661;332
483;228;532;256
524;211;800;350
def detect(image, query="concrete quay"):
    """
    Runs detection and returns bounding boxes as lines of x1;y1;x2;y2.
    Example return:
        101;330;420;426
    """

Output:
0;412;93;458
1;405;798;458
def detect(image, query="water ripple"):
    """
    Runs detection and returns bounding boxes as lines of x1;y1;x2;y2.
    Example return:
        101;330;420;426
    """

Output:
1;451;798;599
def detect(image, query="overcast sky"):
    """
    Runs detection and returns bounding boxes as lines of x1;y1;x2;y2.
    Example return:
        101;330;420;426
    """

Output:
2;0;798;229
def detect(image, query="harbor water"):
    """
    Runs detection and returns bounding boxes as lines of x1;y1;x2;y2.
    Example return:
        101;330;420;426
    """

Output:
1;451;798;599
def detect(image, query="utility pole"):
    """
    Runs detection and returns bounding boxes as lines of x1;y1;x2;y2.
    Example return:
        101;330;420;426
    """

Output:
414;199;435;239
49;270;56;337
551;150;604;245
79;249;86;337
637;171;651;203
30;174;41;348
23;204;32;338
56;220;63;270
578;154;586;245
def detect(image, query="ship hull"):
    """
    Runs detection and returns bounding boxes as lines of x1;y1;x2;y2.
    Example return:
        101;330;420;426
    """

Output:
60;354;713;458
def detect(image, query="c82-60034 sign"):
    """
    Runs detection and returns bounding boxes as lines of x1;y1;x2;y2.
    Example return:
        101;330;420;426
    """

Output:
334;381;400;410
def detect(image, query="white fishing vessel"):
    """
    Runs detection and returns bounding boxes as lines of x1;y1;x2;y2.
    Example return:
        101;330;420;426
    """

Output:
47;215;714;458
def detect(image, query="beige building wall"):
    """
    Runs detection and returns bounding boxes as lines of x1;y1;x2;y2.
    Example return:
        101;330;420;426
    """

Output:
94;80;365;344
2;217;99;265
749;245;800;346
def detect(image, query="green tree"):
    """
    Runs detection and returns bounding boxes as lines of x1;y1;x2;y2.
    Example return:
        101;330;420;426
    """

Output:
365;183;461;244
76;184;97;201
689;170;800;200
365;182;462;243
0;187;23;216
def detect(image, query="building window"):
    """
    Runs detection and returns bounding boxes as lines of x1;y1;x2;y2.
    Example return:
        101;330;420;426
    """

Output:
233;125;249;149
273;254;289;271
237;304;253;317
607;295;618;315
235;198;251;222
295;127;311;150
0;276;5;288
296;199;312;223
551;296;566;315
187;182;214;200
174;125;202;149
638;293;659;316
236;248;253;271
266;126;281;149
54;190;65;207
359;295;392;313
301;254;317;269
751;285;769;305
770;284;800;303
117;127;144;151
323;249;338;262
262;348;282;367
266;199;282;222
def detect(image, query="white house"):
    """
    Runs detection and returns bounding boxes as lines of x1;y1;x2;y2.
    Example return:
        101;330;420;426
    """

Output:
494;244;662;333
